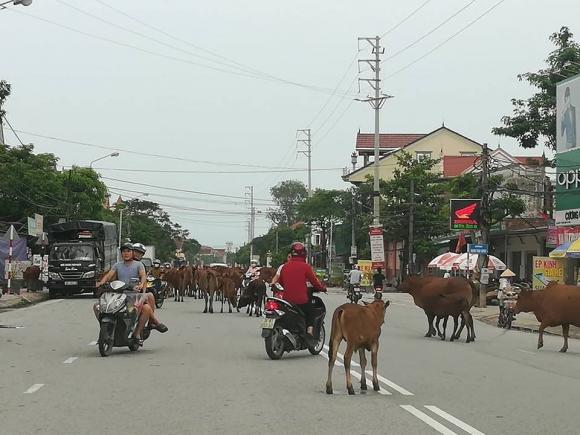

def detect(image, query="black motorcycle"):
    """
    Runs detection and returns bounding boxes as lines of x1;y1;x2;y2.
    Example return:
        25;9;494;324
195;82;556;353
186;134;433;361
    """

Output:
261;291;326;360
497;297;517;329
146;275;166;309
346;284;362;304
96;281;151;357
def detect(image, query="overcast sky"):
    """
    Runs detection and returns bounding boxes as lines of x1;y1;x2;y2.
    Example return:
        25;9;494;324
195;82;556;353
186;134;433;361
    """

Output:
1;0;575;247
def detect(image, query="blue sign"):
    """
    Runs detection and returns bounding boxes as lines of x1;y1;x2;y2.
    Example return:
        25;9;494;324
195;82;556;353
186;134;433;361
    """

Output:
467;243;488;254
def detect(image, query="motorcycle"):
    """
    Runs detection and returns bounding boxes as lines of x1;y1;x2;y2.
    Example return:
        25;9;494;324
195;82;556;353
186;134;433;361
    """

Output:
261;290;326;360
96;280;151;357
146;275;166;309
347;284;363;304
497;295;517;329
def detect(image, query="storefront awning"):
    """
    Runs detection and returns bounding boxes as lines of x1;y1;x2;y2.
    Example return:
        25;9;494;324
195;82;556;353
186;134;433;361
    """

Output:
549;239;580;258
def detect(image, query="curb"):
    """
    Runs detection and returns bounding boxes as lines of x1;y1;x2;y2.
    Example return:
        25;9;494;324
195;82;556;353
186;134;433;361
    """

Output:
0;292;50;311
474;313;580;339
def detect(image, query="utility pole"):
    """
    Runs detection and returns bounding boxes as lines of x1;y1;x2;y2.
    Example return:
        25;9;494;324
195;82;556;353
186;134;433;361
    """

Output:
297;128;313;263
350;153;358;264
245;186;255;264
408;179;415;275
478;143;490;308
357;36;391;226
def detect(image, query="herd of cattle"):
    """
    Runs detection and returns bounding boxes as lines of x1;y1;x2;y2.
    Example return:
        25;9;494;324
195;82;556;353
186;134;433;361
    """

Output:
159;265;276;315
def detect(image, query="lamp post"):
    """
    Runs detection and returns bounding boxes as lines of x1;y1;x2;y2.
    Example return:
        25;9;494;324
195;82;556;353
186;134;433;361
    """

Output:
0;0;33;9
89;152;119;168
350;152;358;264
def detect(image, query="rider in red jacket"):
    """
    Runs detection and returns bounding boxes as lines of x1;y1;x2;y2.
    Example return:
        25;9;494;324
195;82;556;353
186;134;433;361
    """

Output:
278;242;326;342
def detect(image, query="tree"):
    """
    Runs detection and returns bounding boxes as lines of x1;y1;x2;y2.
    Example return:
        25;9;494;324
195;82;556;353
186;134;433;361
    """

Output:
493;27;580;150
234;224;306;267
0;80;10;118
298;189;345;267
267;180;308;226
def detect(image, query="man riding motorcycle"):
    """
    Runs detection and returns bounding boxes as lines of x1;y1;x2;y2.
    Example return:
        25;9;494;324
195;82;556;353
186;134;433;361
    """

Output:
150;259;162;278
278;242;326;345
95;243;167;344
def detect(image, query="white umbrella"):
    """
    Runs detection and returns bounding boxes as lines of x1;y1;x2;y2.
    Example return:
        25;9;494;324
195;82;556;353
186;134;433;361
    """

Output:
428;252;459;268
456;253;506;271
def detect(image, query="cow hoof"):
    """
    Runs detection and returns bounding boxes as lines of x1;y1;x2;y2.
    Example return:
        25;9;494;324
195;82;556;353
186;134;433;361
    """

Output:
360;383;367;391
440;336;446;341
326;385;333;395
373;382;380;392
560;347;568;353
347;386;355;395
537;343;544;349
424;332;431;337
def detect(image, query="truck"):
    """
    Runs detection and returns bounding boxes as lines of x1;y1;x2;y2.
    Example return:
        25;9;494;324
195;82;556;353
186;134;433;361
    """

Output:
141;245;156;271
47;220;117;298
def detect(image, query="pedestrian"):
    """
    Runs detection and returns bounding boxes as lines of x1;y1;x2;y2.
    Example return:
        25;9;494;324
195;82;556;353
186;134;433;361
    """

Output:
443;270;451;278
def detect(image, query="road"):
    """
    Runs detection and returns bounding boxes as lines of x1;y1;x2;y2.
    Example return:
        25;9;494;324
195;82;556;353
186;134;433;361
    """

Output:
1;290;580;435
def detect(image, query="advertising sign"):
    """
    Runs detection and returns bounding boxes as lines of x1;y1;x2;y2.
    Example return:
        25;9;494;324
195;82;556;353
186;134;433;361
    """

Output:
556;74;580;226
369;226;385;270
34;213;43;236
27;217;36;236
532;256;565;290
450;199;481;230
357;260;373;287
547;224;580;246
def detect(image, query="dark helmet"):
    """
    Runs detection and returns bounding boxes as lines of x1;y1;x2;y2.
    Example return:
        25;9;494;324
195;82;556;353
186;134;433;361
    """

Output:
120;242;133;251
290;242;307;258
132;243;146;254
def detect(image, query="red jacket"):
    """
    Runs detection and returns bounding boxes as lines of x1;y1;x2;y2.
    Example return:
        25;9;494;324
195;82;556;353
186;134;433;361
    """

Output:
278;257;326;305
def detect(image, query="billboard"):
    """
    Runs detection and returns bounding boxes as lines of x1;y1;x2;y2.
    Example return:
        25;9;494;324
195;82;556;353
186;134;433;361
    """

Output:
369;226;385;269
556;74;580;226
532;256;564;290
450;199;481;230
357;260;373;287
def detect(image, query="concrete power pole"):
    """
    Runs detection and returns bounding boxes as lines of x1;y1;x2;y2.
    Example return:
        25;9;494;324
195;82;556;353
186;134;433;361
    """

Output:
245;186;255;264
297;129;313;263
408;179;415;275
357;36;390;226
478;143;490;308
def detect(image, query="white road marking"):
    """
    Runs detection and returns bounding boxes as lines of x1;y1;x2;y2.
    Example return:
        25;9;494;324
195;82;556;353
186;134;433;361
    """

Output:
365;371;414;395
24;384;45;394
425;406;485;435
39;299;64;307
320;351;390;395
517;349;535;355
63;357;78;364
323;344;412;395
400;405;457;435
88;341;98;346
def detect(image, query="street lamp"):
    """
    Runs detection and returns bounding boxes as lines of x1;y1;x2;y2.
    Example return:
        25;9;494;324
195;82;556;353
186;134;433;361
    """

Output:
89;152;119;168
0;0;33;9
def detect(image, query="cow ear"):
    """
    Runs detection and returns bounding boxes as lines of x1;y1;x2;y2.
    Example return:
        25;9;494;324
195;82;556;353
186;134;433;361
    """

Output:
384;300;390;307
362;301;369;306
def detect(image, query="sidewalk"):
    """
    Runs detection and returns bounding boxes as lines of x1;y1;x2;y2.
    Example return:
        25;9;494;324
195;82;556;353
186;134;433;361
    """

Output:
471;305;580;339
0;288;50;310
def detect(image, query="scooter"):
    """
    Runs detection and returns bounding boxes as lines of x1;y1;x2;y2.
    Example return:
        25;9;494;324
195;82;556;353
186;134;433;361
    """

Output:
347;284;363;304
146;275;166;309
261;289;326;360
96;281;151;357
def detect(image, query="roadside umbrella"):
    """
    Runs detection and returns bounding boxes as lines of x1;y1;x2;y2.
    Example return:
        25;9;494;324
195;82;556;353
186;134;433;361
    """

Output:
455;253;506;271
500;269;516;278
428;252;459;268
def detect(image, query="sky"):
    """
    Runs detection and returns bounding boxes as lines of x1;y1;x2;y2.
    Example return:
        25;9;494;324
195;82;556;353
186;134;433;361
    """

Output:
1;0;577;247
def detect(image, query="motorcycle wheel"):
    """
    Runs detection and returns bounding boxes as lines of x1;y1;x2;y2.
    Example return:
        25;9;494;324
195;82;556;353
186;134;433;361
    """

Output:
265;326;285;360
98;323;114;357
155;293;164;309
308;324;326;355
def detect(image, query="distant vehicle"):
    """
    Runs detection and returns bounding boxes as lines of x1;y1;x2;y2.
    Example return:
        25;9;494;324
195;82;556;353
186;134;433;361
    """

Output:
210;263;228;268
47;220;117;298
141;245;155;271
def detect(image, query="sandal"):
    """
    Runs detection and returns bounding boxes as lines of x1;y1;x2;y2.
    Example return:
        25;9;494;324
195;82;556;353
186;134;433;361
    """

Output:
155;323;168;333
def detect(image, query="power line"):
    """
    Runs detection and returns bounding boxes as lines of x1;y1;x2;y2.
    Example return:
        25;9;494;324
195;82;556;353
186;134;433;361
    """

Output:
381;0;433;37
1;115;25;146
386;0;476;61
386;0;507;80
90;166;343;174
14;129;305;170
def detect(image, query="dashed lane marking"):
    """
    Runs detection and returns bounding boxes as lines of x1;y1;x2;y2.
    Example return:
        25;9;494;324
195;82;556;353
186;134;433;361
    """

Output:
63;357;78;364
24;384;45;394
401;405;458;435
88;341;97;346
424;406;485;435
320;351;390;395
323;344;413;395
516;349;535;355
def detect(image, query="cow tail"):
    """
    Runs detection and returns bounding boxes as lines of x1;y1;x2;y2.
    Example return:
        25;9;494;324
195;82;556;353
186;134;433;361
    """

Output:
467;279;478;306
328;309;343;358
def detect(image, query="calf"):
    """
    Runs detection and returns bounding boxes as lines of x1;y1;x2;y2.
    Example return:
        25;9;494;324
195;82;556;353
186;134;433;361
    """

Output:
326;296;390;395
516;283;580;352
220;277;238;313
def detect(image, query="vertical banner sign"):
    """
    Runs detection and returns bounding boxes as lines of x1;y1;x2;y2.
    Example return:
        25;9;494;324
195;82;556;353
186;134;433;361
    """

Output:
369;226;385;270
532;256;565;289
555;74;580;226
450;199;482;230
34;213;43;236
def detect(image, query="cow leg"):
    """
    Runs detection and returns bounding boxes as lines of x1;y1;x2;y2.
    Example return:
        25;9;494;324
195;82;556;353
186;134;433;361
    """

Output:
450;315;460;342
560;324;570;353
344;343;355;395
537;321;549;349
228;297;233;314
221;293;224;313
425;312;436;337
463;310;475;343
453;314;466;341
370;343;380;391
437;316;448;340
209;292;214;314
325;336;342;395
358;348;367;391
203;292;208;314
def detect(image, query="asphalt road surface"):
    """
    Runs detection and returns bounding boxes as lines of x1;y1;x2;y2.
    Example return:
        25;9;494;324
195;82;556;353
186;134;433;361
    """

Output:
1;290;580;435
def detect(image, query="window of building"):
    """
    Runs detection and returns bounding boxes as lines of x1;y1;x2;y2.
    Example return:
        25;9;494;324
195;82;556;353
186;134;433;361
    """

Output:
416;151;432;162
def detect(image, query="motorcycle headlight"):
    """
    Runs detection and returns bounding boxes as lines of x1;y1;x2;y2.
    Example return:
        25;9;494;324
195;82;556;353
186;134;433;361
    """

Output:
82;271;95;279
49;272;61;280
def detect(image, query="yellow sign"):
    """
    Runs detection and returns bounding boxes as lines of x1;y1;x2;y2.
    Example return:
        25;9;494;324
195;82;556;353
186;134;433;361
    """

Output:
357;260;373;287
532;256;565;290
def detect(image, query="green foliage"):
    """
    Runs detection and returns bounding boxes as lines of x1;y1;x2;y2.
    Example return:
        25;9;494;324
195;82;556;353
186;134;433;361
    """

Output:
493;26;580;150
234;224;306;267
0;80;10;119
267;180;308;225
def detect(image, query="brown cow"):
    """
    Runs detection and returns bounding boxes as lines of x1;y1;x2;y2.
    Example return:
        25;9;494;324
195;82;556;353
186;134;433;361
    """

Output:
219;276;238;313
399;276;476;343
23;266;41;291
198;268;219;313
516;283;580;352
325;296;390;395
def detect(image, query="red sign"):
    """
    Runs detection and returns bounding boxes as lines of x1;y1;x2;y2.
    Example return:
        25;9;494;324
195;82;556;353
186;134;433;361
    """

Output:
450;199;481;230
